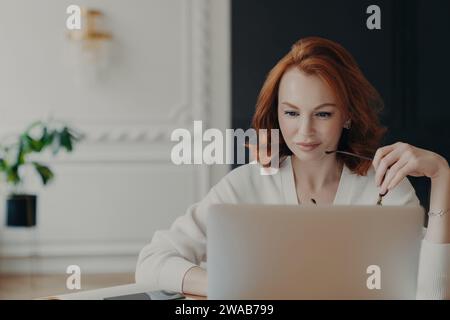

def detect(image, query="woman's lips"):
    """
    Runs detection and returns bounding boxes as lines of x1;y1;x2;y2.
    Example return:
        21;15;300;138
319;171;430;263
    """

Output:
296;142;321;151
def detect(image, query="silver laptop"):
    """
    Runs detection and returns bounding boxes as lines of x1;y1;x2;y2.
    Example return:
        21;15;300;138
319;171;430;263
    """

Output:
206;204;424;299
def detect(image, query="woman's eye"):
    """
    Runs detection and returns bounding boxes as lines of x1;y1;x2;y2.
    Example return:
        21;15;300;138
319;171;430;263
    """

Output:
316;112;332;118
284;111;299;117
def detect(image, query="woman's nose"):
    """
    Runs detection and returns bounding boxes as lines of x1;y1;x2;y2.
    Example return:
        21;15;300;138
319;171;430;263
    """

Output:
298;117;315;135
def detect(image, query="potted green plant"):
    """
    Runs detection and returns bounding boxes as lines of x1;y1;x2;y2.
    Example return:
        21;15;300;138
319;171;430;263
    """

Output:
0;120;83;227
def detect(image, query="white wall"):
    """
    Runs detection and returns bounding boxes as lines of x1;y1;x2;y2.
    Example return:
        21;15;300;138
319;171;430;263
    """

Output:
0;0;230;274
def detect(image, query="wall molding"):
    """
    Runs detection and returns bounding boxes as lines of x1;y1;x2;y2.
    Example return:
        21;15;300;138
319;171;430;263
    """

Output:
0;256;139;274
0;240;145;257
0;239;145;274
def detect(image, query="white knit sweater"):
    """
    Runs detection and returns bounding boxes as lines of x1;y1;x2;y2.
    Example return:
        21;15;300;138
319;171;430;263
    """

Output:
135;156;450;299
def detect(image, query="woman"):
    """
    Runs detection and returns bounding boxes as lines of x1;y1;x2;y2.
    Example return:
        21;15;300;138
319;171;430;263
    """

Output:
136;37;450;299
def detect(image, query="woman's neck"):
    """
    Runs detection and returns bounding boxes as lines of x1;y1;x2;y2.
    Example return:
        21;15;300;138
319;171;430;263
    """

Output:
291;155;343;192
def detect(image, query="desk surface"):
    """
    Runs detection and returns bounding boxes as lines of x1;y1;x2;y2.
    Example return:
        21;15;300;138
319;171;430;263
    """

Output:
185;294;207;300
43;283;206;300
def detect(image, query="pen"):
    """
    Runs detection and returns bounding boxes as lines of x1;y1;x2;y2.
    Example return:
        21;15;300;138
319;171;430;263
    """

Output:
325;150;389;205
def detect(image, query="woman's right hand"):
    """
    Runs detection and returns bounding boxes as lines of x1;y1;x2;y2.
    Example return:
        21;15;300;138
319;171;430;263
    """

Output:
182;266;208;297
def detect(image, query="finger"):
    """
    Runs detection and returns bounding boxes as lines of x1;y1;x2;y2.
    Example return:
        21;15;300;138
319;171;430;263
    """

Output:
374;147;403;187
372;144;396;171
379;157;408;194
386;161;414;191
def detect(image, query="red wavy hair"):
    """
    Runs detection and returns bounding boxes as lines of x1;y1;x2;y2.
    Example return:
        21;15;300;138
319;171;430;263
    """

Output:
251;36;387;176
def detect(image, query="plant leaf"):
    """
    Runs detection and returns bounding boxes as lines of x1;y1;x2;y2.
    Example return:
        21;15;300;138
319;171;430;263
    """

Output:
32;162;54;185
15;138;27;166
6;164;20;185
41;127;55;147
20;133;44;153
59;127;73;152
28;135;45;152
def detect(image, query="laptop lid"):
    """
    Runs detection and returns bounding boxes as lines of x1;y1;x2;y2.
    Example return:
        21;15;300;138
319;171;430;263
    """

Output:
206;204;423;299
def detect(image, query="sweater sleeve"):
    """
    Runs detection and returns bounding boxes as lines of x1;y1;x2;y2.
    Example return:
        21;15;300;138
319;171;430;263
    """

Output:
135;163;263;292
135;185;223;293
386;177;450;299
134;205;200;292
416;239;450;299
133;164;250;294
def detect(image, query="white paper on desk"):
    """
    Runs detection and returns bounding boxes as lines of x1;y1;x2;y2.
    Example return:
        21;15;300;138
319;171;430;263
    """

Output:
44;283;190;300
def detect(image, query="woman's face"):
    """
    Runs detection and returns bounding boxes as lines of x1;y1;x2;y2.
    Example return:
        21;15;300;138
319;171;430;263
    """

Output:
277;67;347;162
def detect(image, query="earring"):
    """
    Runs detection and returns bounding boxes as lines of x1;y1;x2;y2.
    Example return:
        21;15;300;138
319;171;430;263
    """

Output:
344;120;351;129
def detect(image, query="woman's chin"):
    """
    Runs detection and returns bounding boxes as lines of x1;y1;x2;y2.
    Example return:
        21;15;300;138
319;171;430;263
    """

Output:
292;151;321;161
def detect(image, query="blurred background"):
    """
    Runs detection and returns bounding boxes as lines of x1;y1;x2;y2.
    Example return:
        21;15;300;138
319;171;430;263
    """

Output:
0;0;449;299
0;0;230;298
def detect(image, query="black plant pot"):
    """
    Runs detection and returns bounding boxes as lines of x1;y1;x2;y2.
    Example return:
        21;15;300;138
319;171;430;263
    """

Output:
6;194;37;227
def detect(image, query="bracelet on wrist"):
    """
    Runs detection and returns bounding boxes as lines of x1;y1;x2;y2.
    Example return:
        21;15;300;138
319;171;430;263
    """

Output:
428;209;450;217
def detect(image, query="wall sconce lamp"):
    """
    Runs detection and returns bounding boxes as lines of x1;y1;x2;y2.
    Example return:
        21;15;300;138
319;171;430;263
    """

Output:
67;8;112;44
65;8;113;82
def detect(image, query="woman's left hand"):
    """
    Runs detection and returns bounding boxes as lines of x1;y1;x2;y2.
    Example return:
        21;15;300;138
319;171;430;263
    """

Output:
372;142;449;194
